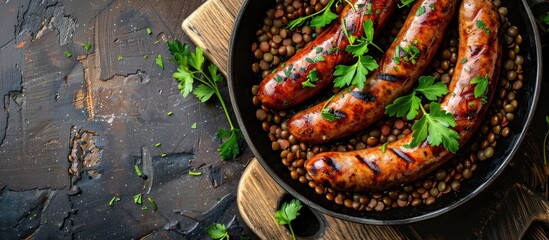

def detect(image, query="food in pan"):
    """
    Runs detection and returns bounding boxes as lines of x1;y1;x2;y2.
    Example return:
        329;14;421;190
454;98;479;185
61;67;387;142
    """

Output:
250;0;524;211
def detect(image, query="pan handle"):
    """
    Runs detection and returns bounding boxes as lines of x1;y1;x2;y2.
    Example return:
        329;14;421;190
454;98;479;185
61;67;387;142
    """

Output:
479;184;549;239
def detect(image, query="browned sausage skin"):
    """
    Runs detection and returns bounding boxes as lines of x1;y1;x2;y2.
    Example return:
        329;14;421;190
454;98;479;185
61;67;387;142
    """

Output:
305;0;502;192
288;0;458;144
256;0;398;110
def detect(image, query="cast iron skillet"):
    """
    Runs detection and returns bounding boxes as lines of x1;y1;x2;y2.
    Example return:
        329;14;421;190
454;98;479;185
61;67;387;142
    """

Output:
228;0;542;224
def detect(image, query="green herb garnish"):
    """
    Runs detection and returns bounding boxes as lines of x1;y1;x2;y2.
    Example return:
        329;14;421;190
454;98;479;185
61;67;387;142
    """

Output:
416;6;426;16
541;11;549;27
461;58;467;64
188;171;202;176
386;76;460;153
381;142;389;153
334;19;380;90
146;27;152;35
147;197;157;211
167;111;173;116
82;42;92;51
134;165;143;177
302;68;318;88
168;40;243;160
161;153;167;158
155;143;161;148
401;44;420;64
275;199;302;240
156;54;164;69
117;55;123;60
429;3;435;10
191;122;197;129
321;95;342;122
65;50;72;58
134;193;142;205
287;0;337;29
476;20;491;35
398;0;415;8
470;76;488;99
109;196;121;206
365;3;373;14
206;223;229;240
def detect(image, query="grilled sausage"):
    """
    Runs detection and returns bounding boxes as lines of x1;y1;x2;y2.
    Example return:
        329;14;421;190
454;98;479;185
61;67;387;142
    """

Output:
256;0;398;110
288;0;458;144
305;0;502;192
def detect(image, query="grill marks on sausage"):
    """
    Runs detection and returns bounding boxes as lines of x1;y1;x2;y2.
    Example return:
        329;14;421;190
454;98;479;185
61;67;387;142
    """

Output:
350;91;376;102
376;73;403;82
323;156;340;172
355;155;381;175
390;148;415;163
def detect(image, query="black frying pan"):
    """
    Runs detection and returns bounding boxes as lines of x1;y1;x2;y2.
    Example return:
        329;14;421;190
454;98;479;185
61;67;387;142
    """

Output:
228;0;542;224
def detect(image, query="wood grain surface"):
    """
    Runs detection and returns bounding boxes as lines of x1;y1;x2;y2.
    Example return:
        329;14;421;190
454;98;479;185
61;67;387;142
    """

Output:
183;0;549;239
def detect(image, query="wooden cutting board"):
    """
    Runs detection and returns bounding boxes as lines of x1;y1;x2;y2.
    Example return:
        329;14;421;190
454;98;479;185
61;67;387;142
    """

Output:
181;0;549;239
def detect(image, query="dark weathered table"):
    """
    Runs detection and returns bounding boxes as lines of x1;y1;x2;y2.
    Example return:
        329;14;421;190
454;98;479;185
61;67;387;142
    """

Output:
0;0;547;239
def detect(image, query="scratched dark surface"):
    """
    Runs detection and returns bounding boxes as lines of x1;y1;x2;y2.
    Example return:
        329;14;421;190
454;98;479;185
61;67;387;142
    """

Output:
0;0;255;239
0;0;548;239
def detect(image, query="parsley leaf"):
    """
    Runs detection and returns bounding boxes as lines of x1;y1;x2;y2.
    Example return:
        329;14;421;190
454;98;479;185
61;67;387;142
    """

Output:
82;42;92;51
416;6;426;16
155;54;164;69
406;102;460;153
173;67;194;97
275;199;302;240
216;128;243;160
65;50;72;58
429;3;435;10
287;0;337;29
334;56;378;90
311;7;338;28
415;76;448;101
302;68;318;88
386;94;421;120
146;27;152;35
134;193;142;205
206;224;229;240
109;196;120;206
192;84;215;102
470;76;488;98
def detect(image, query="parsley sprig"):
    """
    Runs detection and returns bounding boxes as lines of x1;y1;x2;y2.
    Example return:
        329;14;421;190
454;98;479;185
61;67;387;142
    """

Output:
302;68;318;87
206;223;229;240
386;76;460;153
168;40;242;160
333;19;380;90
275;199;302;240
321;95;342;122
287;0;339;29
470;76;488;103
